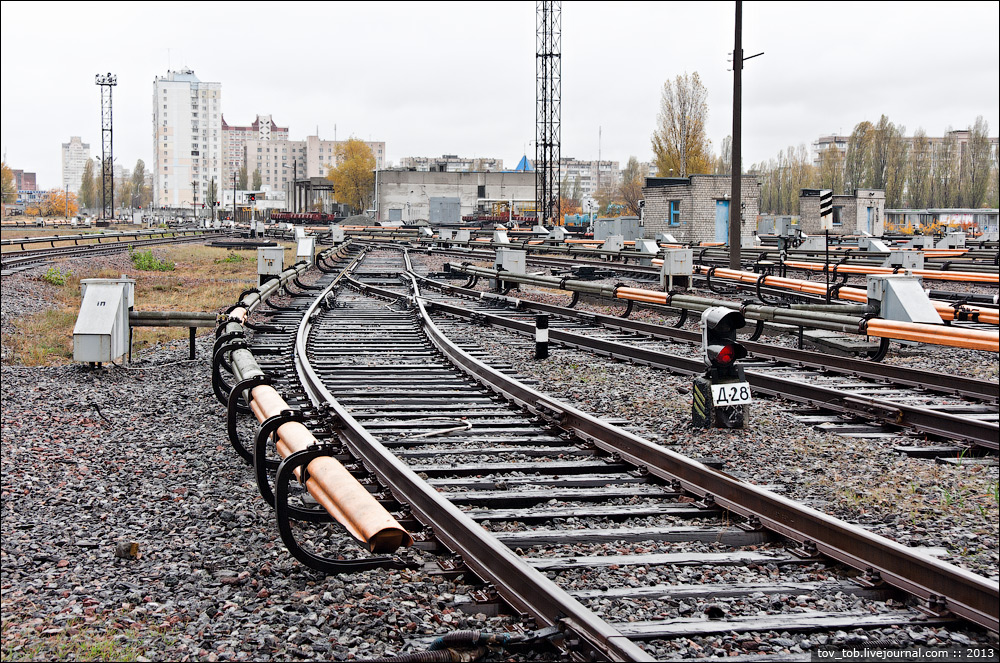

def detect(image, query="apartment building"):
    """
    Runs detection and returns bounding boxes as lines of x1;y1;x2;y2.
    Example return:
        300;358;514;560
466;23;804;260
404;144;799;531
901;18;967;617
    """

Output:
61;136;91;193
559;158;620;199
152;68;222;208
244;135;386;193
221;114;289;185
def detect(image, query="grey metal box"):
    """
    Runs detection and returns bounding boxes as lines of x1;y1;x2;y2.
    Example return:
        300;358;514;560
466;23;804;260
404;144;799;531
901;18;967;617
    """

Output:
258;246;285;276
73;277;135;363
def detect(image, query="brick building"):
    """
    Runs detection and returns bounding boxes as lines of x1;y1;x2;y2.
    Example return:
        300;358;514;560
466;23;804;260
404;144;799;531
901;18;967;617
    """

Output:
642;175;761;244
799;188;885;235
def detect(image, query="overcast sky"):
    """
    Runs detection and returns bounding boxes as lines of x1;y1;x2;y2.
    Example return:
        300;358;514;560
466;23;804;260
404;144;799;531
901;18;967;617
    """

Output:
2;1;997;189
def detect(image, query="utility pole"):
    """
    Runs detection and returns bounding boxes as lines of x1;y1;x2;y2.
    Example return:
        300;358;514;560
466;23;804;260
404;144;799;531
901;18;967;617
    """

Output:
730;2;742;270
730;1;763;270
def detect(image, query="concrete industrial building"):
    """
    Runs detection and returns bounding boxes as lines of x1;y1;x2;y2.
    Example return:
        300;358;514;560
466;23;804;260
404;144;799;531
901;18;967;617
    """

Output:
377;170;535;224
398;155;504;172
61;136;91;193
642;175;761;245
152;68;222;209
221;114;289;185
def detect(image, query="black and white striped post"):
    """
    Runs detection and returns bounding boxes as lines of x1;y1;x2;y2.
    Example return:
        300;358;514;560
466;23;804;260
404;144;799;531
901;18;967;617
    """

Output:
820;189;833;303
535;314;549;359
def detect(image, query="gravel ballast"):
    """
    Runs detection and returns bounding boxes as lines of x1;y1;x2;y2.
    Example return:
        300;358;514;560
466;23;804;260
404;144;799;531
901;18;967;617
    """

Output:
2;252;998;661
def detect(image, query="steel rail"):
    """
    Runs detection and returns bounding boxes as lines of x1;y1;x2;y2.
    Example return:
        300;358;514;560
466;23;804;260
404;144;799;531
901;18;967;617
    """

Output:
0;229;210;248
293;259;654;662
343;255;999;634
416;296;998;449
412;273;999;403
0;234;215;270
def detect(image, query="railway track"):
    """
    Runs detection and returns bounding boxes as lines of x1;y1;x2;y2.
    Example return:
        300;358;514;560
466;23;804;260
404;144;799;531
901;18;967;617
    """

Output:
408;267;998;450
0;231;217;273
214;243;998;661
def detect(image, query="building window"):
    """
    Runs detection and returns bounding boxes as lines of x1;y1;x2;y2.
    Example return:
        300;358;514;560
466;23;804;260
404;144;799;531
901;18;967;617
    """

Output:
669;200;681;226
832;206;843;226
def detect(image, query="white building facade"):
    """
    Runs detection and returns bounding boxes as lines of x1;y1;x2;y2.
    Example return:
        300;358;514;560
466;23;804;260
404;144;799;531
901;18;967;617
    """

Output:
152;68;222;209
61;136;91;193
221;114;289;186
245;136;386;192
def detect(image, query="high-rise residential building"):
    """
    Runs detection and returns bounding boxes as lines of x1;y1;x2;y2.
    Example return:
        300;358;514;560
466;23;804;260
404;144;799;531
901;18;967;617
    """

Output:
61;136;91;193
221;114;289;186
152;68;222;209
559;158;620;199
397;155;504;172
244;135;386;192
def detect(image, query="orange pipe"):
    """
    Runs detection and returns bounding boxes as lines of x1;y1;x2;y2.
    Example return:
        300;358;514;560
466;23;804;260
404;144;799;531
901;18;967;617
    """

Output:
782;260;998;284
248;386;412;553
631;266;1000;352
700;266;996;322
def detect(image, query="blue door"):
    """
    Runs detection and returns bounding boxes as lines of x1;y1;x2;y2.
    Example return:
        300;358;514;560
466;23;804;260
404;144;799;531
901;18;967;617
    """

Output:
866;207;873;234
715;201;730;243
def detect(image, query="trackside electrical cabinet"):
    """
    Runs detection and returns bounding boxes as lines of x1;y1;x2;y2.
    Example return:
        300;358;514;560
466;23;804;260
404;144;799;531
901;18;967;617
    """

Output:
73;277;135;364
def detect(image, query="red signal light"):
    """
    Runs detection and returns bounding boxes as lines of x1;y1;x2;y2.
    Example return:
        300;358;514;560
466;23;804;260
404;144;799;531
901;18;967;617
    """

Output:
716;344;737;365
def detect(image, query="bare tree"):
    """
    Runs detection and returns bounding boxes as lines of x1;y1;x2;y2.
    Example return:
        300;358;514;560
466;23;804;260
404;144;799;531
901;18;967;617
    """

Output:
906;129;932;208
932;131;960;207
651;72;713;177
844;121;875;192
818;144;845;194
961;116;992;208
618;156;644;217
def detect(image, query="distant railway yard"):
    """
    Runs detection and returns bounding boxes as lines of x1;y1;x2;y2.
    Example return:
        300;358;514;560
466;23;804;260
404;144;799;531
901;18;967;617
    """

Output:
1;222;997;662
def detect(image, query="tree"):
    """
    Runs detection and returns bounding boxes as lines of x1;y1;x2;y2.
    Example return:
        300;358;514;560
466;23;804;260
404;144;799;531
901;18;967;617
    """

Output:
238;163;248;190
818;144;845;194
906;129;932;208
42;189;78;217
618;156;644;217
251;168;262;191
1;162;15;213
961;116;991;208
844;121;874;193
79;159;97;210
713;135;732;176
651;72;713;177
326;138;375;214
130;160;149;209
932;131;960;207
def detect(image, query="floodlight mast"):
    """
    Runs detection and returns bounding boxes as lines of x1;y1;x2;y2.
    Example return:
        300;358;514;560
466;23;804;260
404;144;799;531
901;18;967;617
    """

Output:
95;73;117;221
535;1;561;226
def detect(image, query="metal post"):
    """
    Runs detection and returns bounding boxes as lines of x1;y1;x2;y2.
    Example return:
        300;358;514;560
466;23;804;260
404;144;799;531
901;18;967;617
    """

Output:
825;229;830;303
189;327;196;360
729;1;742;270
535;314;549;359
232;172;236;224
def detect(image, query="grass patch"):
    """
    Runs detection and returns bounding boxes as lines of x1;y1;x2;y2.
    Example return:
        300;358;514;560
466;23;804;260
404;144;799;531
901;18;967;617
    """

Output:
0;614;171;662
128;247;175;271
42;266;72;286
2;243;278;366
214;251;249;264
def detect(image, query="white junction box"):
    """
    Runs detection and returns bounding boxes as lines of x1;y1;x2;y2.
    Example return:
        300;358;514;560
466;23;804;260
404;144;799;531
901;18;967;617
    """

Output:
73;277;135;363
258;246;285;276
296;236;316;263
660;248;694;290
329;225;345;243
495;248;527;274
867;274;942;324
